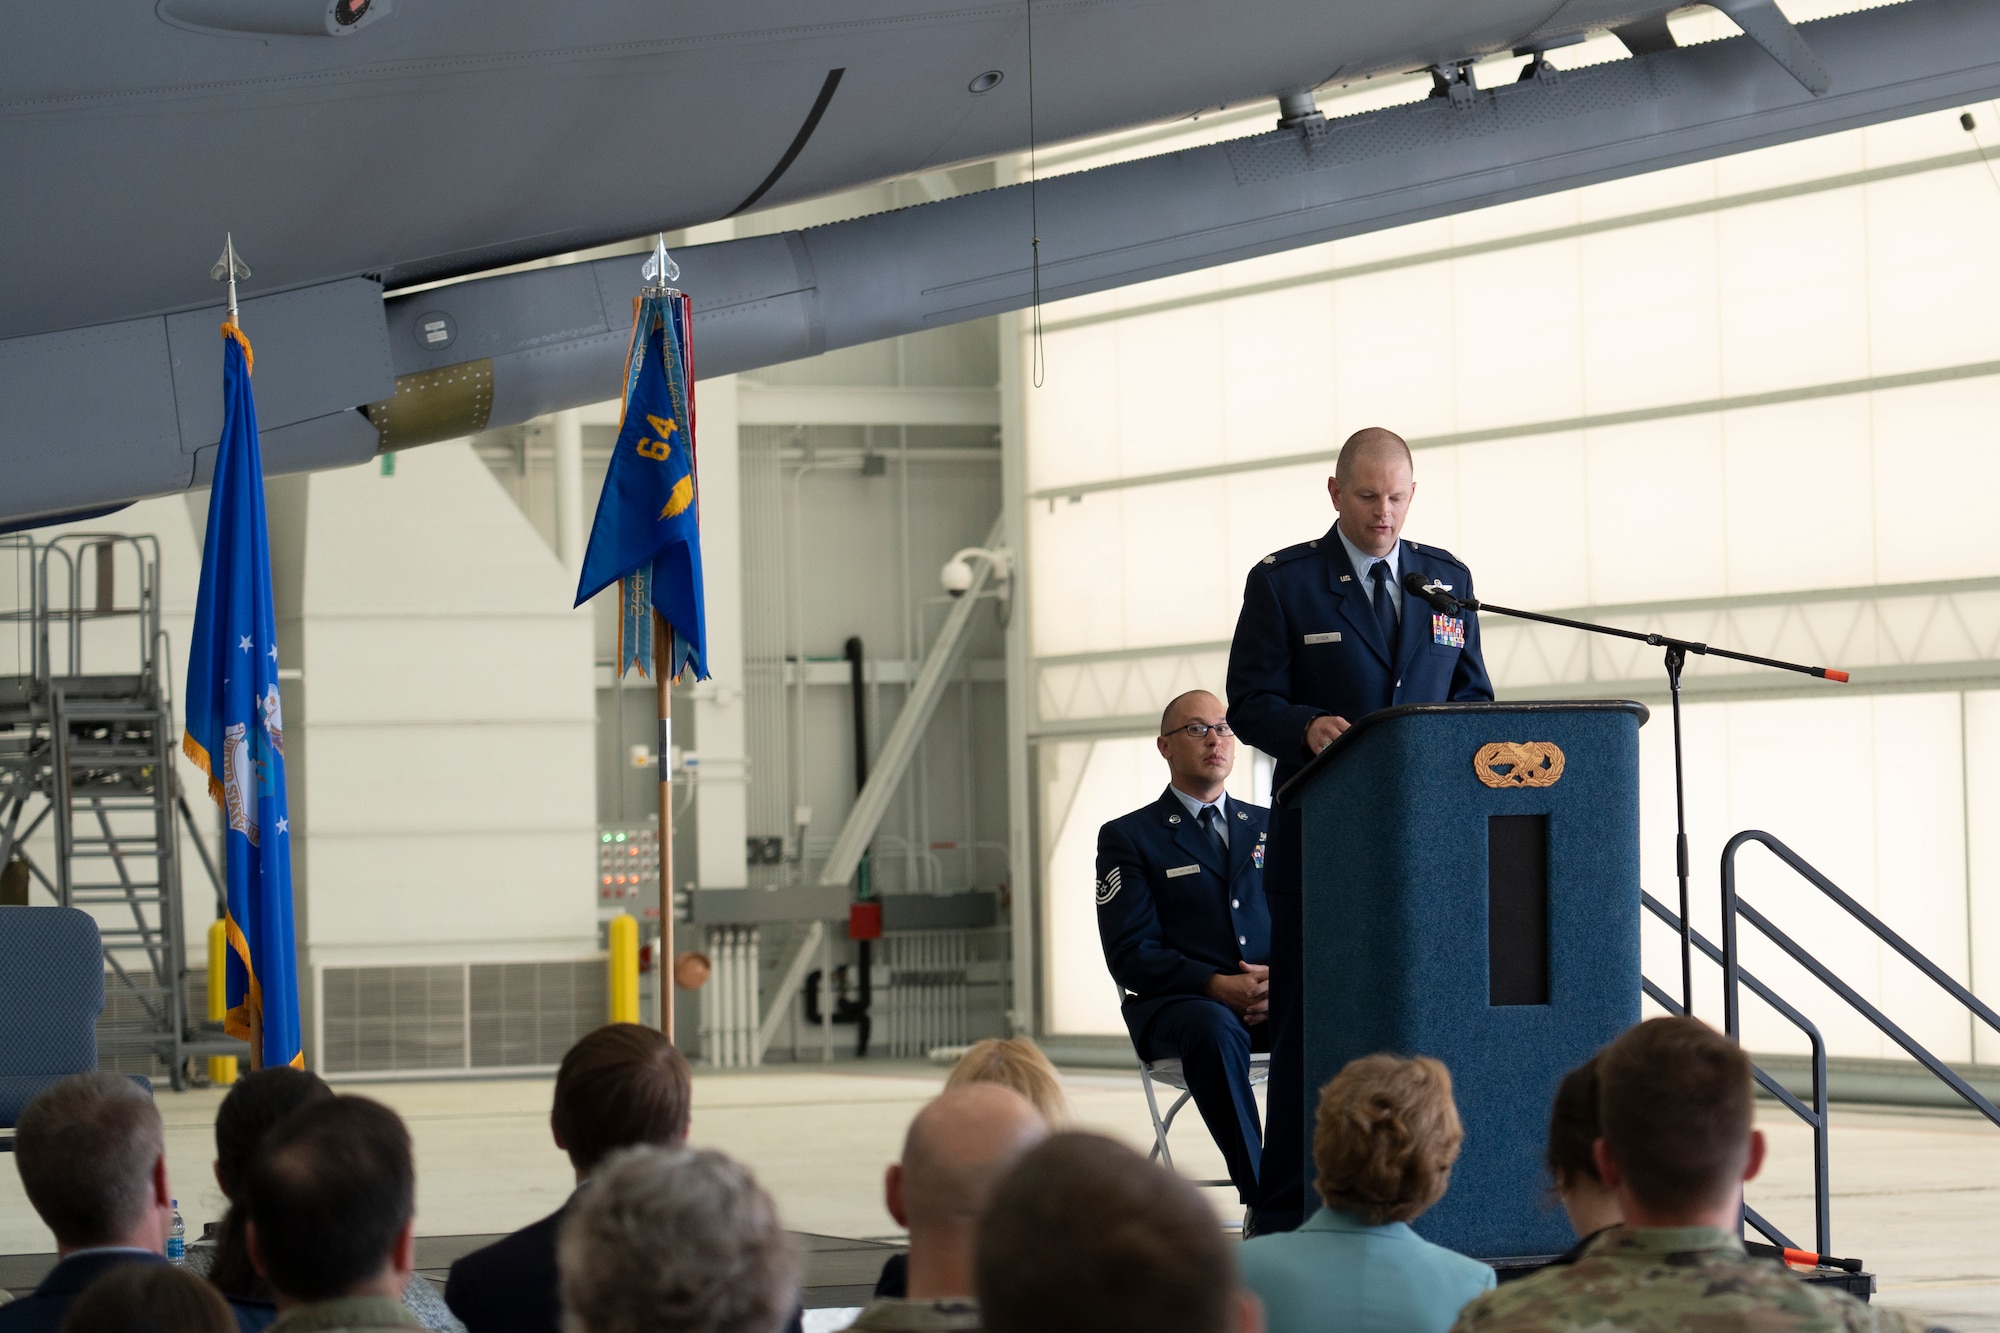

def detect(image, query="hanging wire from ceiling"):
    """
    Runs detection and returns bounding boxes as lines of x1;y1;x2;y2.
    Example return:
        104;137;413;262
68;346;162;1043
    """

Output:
1025;0;1046;388
1961;104;2000;202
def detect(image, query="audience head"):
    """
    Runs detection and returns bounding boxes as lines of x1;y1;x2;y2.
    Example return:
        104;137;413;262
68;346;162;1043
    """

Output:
1154;690;1235;794
559;1145;799;1333
60;1262;236;1333
1596;1016;1763;1222
1312;1053;1462;1225
1329;427;1415;557
206;1066;335;1296
552;1023;693;1177
887;1085;1047;1296
977;1132;1258;1333
943;1038;1073;1126
1546;1055;1621;1238
14;1072;169;1253
214;1066;334;1199
242;1095;415;1306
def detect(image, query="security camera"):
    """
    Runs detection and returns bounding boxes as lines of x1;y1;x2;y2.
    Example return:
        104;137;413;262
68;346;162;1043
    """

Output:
941;555;976;597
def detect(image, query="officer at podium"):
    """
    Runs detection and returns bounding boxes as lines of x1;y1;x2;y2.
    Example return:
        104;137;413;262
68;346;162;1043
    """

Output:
1226;426;1493;1234
1096;689;1272;1209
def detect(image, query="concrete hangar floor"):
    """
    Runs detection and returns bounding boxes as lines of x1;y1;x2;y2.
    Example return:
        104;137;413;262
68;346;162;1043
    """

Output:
4;1064;2000;1331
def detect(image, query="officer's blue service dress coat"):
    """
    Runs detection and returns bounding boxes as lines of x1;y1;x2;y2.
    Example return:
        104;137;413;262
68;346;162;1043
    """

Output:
1224;522;1494;1228
1228;525;1494;794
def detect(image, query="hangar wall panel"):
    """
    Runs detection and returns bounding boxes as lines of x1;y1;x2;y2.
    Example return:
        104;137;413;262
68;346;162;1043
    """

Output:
1019;97;2000;1055
280;443;599;1064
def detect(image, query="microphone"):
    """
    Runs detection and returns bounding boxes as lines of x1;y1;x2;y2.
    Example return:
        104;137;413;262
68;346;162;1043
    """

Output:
1402;570;1466;614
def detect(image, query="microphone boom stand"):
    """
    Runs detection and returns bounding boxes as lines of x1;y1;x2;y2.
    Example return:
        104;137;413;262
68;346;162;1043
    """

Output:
1409;576;1848;1017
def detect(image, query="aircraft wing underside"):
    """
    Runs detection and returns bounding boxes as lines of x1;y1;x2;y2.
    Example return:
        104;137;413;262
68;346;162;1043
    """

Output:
3;0;1998;527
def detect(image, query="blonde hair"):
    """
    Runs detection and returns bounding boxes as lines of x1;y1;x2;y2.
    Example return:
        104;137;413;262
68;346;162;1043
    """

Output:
944;1038;1072;1126
1312;1053;1463;1225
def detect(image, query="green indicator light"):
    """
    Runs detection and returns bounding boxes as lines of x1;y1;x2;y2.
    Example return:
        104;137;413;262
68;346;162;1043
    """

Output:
615;832;626;843
601;833;611;843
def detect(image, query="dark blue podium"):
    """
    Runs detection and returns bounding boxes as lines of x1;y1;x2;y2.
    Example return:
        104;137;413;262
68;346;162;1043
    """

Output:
1278;700;1648;1259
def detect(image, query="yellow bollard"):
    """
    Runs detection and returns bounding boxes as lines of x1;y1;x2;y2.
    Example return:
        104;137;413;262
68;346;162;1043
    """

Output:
207;919;238;1086
608;913;640;1024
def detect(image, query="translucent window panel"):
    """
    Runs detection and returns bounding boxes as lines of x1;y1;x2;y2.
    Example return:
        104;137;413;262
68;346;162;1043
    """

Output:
1220;284;1338;466
1329;216;1454;273
1579;215;1722;415
1115;482;1240;650
1577;158;1718;225
1967;690;2000;1063
1641;694;1972;1061
1221;462;1349;592
1711;119;1866;197
1215;239;1344;292
1043;738;1131;1036
1444;186;1580;249
1404;445;1463;560
1451;240;1585;431
1870;378;2000;585
1028;496;1130;658
1025;323;1122;494
1332;264;1459;437
1867;693;1972;1063
1638;702;1733;1013
1721;397;1877;595
1585;416;1729;605
1042;735;1275;1037
1717;189;1871;397
1451;431;1591;609
1864;165;2000;375
1862;107;1991;174
1115;308;1228;481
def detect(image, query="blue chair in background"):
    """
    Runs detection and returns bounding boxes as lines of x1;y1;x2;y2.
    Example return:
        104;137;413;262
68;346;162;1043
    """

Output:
0;905;111;1148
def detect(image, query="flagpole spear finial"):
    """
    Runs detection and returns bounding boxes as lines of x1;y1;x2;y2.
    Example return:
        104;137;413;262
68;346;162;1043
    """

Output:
641;231;680;294
210;233;252;327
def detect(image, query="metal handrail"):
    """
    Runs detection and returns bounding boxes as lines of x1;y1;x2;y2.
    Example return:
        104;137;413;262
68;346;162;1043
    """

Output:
1721;830;2000;1127
1643;890;1829;1255
35;534;163;686
1709;830;2000;1264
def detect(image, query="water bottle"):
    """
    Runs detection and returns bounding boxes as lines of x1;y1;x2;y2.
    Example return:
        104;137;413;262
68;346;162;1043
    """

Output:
167;1200;185;1265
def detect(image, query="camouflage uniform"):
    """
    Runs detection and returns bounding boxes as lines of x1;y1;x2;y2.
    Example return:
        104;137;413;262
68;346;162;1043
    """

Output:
1449;1227;1942;1333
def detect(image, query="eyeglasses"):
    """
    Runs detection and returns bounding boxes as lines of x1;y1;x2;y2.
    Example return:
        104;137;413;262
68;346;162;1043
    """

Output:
1163;722;1234;739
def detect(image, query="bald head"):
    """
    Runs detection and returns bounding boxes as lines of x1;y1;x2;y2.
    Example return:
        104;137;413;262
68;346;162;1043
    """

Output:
1160;690;1221;736
1333;427;1412;485
899;1084;1048;1228
1330;427;1417;558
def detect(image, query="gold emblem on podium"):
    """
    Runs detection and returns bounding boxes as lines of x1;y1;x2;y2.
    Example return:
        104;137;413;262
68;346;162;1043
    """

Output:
1474;741;1566;789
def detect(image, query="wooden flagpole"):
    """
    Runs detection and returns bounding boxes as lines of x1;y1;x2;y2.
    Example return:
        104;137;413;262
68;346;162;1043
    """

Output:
655;610;674;1038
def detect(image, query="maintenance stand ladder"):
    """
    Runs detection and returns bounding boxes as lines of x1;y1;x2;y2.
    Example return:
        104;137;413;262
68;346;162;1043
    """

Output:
0;533;236;1088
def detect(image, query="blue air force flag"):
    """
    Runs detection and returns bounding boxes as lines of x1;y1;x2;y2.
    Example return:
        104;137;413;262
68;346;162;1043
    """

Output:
182;324;303;1071
575;291;708;681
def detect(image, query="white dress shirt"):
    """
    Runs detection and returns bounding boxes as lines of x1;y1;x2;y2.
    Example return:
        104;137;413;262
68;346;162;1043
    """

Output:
1168;786;1229;849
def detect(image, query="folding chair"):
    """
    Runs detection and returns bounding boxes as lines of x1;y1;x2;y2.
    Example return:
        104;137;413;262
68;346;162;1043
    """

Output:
1116;982;1271;1186
1137;1051;1272;1184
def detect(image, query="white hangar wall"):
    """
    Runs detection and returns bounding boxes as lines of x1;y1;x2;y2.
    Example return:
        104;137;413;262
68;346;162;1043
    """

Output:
1019;34;2000;1061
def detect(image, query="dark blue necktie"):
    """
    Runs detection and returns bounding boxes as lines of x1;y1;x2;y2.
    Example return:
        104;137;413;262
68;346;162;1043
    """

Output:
1198;804;1226;854
1371;560;1399;642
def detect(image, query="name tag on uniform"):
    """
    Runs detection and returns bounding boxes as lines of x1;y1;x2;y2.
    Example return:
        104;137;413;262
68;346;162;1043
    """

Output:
1432;613;1466;648
1303;632;1341;645
1165;864;1201;879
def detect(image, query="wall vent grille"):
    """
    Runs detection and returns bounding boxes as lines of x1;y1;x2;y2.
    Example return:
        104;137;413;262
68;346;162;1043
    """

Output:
470;961;605;1068
320;960;603;1076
